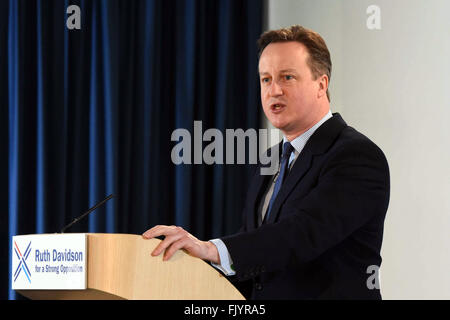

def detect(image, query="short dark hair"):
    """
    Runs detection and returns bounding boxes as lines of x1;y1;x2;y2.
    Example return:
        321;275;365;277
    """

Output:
257;25;332;101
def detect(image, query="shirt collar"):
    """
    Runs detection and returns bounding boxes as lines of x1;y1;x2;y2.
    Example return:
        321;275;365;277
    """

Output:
283;110;333;155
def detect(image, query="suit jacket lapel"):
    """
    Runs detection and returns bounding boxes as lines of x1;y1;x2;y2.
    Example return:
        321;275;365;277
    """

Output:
264;113;348;225
265;148;313;224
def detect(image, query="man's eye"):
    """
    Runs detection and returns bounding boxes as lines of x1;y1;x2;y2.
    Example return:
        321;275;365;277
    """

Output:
285;75;293;80
261;78;270;83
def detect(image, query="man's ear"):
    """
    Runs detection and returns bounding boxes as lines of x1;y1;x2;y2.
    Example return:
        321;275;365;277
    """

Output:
317;74;329;99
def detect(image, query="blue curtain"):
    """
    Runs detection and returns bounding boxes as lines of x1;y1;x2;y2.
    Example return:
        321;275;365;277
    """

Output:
0;0;263;300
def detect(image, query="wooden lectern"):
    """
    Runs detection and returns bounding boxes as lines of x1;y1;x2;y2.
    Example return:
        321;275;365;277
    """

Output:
17;233;245;300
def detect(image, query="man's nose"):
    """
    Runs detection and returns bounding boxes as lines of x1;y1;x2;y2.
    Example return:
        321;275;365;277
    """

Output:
269;81;283;97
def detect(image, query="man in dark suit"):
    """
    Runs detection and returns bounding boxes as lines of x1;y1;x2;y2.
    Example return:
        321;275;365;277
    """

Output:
142;25;390;300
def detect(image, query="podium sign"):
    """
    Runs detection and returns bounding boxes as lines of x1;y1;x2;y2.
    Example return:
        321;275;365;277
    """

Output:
12;234;87;290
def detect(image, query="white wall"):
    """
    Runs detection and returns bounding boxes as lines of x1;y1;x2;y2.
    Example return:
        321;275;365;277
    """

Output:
267;0;450;299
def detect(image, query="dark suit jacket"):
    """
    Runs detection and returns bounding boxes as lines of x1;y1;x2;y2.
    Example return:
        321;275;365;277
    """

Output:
221;113;390;300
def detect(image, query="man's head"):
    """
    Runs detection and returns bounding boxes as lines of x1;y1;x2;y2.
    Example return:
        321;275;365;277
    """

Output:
257;25;332;140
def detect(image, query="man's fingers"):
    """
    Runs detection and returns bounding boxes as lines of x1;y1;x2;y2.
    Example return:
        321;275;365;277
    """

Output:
142;225;181;239
141;225;204;261
151;233;183;256
163;239;188;261
141;225;190;258
143;225;170;239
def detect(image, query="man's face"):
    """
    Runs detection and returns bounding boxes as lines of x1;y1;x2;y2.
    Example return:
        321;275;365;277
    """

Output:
259;41;324;138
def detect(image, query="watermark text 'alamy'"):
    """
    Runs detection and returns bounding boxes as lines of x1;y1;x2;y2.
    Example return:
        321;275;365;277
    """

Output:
171;121;280;175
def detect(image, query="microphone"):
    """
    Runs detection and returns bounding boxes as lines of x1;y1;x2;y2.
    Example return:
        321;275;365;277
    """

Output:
60;194;116;233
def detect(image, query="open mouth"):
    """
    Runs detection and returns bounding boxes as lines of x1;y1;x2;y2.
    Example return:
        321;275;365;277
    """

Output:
270;103;286;112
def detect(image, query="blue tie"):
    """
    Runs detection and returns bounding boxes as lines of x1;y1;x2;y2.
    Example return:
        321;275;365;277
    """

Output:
264;142;294;221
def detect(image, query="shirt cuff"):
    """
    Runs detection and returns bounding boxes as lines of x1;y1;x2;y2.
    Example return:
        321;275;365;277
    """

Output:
209;239;236;276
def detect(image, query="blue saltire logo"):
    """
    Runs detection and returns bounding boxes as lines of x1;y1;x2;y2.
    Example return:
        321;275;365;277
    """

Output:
13;241;32;283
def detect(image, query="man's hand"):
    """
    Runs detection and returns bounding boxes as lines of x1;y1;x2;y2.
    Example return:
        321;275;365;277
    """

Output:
142;225;220;264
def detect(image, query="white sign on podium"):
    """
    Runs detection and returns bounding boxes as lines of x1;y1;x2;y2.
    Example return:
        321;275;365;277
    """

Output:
12;234;87;290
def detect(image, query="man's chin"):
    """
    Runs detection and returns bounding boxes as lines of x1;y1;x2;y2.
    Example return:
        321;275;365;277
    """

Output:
268;120;289;132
